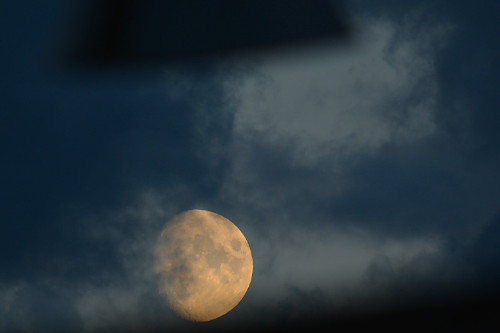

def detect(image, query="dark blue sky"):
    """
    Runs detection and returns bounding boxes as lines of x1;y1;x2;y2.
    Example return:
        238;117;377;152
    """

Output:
1;0;499;331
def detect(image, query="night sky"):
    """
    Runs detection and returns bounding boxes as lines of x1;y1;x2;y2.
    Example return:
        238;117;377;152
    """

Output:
1;0;500;332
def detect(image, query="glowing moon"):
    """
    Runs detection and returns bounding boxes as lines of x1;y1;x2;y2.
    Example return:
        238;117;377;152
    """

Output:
154;209;253;322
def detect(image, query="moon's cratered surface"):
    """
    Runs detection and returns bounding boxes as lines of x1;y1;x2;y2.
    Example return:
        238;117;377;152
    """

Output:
154;209;253;322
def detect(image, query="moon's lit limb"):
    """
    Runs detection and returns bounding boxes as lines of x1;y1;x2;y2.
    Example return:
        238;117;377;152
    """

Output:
155;210;253;322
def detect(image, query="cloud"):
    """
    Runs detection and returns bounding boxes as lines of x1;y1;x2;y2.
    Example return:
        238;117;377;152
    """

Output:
227;18;446;165
68;191;183;331
240;222;445;316
207;15;461;240
0;283;26;330
0;11;470;332
0;190;186;332
0;282;83;332
70;191;452;326
193;13;467;321
0;191;469;331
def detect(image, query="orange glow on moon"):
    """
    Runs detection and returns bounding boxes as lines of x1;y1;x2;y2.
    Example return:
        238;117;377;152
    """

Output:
155;209;253;322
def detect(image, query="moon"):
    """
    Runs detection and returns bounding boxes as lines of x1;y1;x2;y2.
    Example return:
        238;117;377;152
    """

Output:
154;209;253;322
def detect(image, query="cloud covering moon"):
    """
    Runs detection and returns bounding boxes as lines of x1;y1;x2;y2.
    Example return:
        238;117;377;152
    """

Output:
155;210;253;322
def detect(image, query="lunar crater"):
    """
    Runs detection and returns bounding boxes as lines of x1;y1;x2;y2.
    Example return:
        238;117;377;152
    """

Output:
231;239;242;251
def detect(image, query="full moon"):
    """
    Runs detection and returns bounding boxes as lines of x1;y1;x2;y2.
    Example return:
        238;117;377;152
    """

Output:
154;209;253;322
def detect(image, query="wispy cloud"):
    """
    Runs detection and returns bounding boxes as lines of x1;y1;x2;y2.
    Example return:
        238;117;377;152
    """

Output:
227;18;448;165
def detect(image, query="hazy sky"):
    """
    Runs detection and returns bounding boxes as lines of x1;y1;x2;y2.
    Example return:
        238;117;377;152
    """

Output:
1;0;499;331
